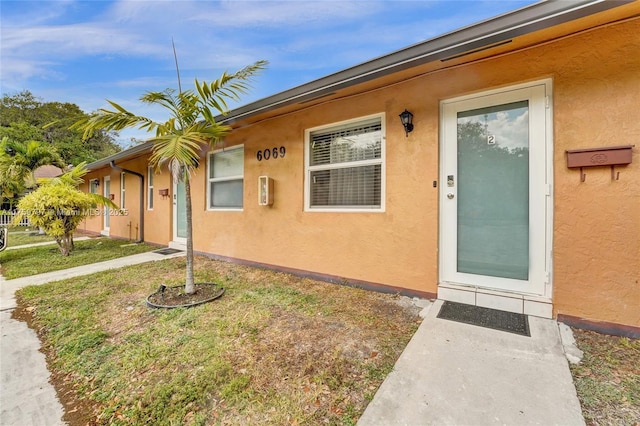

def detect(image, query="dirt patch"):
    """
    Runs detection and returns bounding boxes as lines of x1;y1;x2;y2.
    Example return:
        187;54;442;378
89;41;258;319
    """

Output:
146;283;224;308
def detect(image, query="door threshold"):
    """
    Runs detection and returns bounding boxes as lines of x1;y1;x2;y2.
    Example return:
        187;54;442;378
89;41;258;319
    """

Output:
438;282;552;318
168;241;187;251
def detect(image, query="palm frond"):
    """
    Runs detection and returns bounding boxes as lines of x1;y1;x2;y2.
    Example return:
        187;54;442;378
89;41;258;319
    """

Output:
140;90;182;117
70;101;158;140
86;192;119;210
195;60;268;115
148;134;203;171
39;161;90;187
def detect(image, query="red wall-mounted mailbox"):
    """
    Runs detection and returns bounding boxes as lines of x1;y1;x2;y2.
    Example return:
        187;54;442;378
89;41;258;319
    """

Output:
566;145;633;168
566;145;634;182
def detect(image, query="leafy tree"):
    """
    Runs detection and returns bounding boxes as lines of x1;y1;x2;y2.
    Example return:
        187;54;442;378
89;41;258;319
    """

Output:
0;90;121;165
72;60;267;294
0;136;66;209
15;163;117;256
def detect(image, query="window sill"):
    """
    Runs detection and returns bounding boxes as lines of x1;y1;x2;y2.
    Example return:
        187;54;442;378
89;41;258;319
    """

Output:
207;208;244;212
305;207;385;213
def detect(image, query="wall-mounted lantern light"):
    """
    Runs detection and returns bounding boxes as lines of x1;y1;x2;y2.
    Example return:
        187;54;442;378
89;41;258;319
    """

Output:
399;109;414;137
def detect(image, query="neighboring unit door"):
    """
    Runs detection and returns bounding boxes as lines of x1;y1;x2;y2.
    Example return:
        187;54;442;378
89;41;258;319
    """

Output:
103;176;111;235
440;82;550;296
173;180;187;244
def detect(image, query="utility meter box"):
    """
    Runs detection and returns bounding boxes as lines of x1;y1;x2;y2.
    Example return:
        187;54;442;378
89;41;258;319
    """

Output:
258;176;274;206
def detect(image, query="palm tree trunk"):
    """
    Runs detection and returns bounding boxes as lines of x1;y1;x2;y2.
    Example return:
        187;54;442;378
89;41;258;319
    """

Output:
184;174;195;294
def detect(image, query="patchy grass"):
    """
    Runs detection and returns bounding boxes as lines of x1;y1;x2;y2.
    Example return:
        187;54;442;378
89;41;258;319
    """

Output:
6;227;55;247
0;238;156;279
15;256;422;425
570;328;640;425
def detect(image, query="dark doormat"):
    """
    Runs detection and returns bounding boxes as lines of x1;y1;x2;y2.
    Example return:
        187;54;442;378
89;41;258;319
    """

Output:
153;248;183;255
437;301;530;337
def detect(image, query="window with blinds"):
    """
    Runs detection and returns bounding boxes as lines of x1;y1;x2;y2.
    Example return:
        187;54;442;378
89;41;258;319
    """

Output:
208;146;244;209
306;115;384;210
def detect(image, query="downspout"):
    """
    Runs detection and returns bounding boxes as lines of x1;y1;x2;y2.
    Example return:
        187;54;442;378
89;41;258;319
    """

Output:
110;161;144;243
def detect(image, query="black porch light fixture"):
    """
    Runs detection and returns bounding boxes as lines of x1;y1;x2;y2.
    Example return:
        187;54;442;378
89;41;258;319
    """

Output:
399;109;414;137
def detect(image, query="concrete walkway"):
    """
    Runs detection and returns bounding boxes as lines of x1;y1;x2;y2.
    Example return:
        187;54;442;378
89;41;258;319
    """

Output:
0;248;185;426
358;299;585;426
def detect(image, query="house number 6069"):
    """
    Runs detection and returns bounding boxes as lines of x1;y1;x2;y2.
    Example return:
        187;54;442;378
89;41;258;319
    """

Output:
257;146;286;161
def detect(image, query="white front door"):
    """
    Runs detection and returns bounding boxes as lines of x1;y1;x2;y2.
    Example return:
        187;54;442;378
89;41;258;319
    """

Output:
440;81;552;299
172;180;187;245
102;176;110;236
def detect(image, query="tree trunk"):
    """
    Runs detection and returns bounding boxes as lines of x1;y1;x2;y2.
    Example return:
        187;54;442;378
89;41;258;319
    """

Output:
184;175;195;294
56;237;71;256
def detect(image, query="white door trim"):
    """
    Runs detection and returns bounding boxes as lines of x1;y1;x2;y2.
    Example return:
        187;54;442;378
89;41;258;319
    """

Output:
171;180;187;249
438;79;554;315
102;176;110;236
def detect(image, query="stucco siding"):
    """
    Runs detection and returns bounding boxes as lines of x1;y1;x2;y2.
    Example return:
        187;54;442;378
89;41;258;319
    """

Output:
550;19;640;327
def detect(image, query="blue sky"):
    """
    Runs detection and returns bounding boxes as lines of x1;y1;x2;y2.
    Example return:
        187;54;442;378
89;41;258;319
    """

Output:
1;0;535;146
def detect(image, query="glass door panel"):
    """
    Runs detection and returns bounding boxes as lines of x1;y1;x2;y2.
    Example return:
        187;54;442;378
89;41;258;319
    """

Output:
457;101;529;280
175;181;187;239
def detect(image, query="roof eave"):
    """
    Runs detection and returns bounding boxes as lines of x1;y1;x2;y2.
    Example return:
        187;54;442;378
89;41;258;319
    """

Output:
85;140;154;171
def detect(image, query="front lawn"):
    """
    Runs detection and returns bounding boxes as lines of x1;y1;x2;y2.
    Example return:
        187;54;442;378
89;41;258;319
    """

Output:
0;238;157;279
15;257;421;425
5;226;54;247
570;329;640;425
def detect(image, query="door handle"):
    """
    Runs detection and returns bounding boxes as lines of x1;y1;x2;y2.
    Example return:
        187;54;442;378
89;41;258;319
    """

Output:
447;193;455;199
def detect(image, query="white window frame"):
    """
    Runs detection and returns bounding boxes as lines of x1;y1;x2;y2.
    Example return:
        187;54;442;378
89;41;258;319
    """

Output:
207;145;244;211
304;113;386;212
147;166;154;210
120;172;126;209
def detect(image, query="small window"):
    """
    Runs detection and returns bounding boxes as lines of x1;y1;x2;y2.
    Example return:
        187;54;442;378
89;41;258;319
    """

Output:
120;172;126;209
305;114;384;211
147;166;154;210
207;146;244;209
89;179;99;194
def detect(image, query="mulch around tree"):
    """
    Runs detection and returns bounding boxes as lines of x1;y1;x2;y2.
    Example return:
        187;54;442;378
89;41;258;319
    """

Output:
146;283;224;308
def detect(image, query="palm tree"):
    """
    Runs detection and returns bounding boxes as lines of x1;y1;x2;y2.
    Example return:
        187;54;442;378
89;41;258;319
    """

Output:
0;137;66;208
72;60;267;294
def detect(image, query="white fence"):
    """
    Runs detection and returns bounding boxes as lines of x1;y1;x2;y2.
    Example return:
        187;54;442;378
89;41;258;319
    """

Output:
0;212;30;227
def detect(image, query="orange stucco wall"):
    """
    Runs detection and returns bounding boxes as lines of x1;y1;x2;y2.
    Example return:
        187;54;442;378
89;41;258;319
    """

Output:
550;21;640;327
80;155;175;246
84;17;639;328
